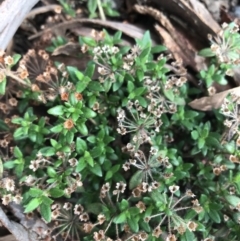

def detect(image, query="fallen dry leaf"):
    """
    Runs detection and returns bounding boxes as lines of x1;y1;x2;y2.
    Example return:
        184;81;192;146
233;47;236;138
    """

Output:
188;86;240;111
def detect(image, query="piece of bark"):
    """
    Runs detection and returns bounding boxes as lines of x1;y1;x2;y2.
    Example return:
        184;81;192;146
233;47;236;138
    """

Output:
0;206;39;241
0;0;39;50
148;0;221;37
0;234;17;241
202;0;229;21
154;24;183;62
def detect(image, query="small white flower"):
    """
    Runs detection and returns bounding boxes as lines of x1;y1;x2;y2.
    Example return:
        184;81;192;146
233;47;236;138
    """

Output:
169;185;180;193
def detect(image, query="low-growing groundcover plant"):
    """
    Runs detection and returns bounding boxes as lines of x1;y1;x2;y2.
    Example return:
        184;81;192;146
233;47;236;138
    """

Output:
1;22;240;241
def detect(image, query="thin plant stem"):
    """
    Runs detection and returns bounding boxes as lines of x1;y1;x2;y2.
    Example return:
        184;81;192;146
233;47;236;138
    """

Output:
97;0;106;21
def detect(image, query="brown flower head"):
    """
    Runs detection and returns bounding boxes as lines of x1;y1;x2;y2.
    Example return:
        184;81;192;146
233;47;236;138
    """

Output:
74;204;84;215
213;167;221;176
75;92;83;101
93;230;105;241
132;187;142;197
2;194;12;205
4;56;14;66
61;92;69;101
97;214;106;224
64;119;74;130
187;221;198;231
153;226;162;238
166;234;177;241
79;212;89;222
83;222;94;233
13;194;23;204
63;202;72;210
136;201;146;213
8;98;18;106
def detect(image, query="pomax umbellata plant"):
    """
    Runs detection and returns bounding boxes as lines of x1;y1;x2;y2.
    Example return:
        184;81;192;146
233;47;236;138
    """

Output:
1;22;240;241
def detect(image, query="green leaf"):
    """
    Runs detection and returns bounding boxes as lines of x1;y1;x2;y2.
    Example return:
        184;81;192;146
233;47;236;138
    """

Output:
49;188;64;198
81;36;97;47
225;195;240;207
0;119;9;131
129;170;143;189
191;130;199;140
105;170;113;180
13;54;22;65
47;105;64;116
164;89;174;102
128;87;146;99
90;163;102;177
185;110;199;119
84;62;95;78
127;81;135;92
87;0;97;15
24;198;42;213
0;158;2;179
139;46;151;59
76;157;87;172
198;138;205;149
76;122;88;135
87;135;96;143
151;45;167;53
128;217;139;232
136;96;147;107
40;203;51;223
119;199;129;211
183;229;196;241
87;81;104;91
86;203;104;214
137;31;151;48
82;107;96;118
113;212;127;224
0;79;7;95
208;209;221;223
3;161;15;169
128;207;140;216
136;69;144;81
13;146;23;158
28;188;43;197
66;131;74;144
41;195;53;206
84;151;94;167
50;124;63;133
50;139;58;147
90;146;103;158
206;136;221;148
40;147;55;156
113;31;122;42
224;141;235;153
198;48;215;57
113;78;124;92
47;167;57;177
76;76;91;92
76;137;87;154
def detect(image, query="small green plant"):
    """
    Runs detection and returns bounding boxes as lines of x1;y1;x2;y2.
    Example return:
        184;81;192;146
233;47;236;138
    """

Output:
58;0;120;20
3;21;240;241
